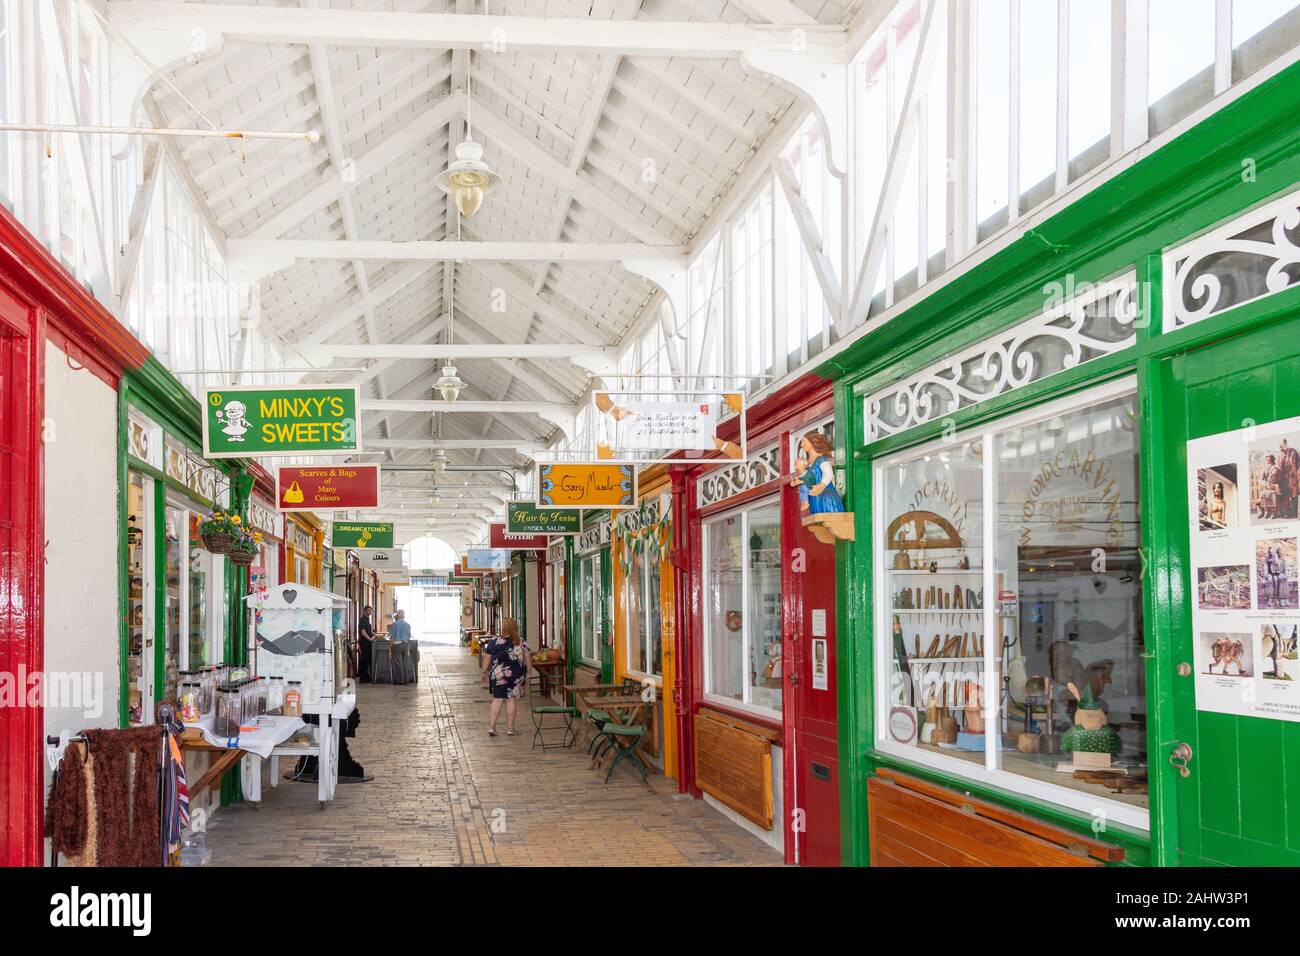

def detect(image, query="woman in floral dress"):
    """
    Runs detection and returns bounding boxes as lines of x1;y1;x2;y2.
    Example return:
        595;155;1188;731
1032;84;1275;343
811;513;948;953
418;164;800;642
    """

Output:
479;617;531;736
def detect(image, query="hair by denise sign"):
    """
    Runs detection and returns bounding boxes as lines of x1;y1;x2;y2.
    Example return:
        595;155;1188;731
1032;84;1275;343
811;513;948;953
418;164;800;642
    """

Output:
331;521;394;549
536;463;636;509
506;501;580;535
203;385;361;458
277;464;380;511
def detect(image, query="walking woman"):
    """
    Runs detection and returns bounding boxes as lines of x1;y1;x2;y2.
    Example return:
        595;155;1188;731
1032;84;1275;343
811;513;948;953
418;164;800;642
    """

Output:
480;617;531;736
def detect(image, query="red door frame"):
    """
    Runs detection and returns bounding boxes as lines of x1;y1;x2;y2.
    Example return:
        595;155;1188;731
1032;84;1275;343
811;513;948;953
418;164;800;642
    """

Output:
0;205;147;865
671;373;839;864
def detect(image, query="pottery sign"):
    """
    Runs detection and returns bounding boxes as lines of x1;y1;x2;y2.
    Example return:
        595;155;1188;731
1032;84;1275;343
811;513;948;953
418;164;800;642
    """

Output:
536;463;636;510
202;385;361;458
276;464;380;511
489;523;548;550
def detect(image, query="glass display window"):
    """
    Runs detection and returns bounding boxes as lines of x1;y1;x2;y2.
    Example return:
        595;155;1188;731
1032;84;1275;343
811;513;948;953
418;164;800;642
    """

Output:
161;494;225;709
577;553;602;666
546;556;566;651
125;470;154;726
624;548;664;679
874;379;1146;829
703;498;783;716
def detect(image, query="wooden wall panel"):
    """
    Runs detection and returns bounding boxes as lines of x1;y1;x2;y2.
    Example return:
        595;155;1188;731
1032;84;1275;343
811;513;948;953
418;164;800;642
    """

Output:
694;710;776;830
868;771;1121;867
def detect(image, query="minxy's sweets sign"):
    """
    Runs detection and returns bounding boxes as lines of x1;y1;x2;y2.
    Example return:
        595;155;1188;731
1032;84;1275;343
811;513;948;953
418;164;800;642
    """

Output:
203;385;361;458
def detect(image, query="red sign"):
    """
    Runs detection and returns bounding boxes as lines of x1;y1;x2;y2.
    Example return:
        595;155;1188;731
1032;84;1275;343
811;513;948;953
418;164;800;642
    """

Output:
489;523;548;550
276;464;380;511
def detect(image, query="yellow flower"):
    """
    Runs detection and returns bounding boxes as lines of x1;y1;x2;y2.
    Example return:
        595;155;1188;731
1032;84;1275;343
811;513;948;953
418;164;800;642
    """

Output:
231;516;242;525
253;532;263;542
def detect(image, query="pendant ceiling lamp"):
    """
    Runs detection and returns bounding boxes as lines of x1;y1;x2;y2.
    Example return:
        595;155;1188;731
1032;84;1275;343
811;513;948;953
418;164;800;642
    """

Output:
435;55;499;220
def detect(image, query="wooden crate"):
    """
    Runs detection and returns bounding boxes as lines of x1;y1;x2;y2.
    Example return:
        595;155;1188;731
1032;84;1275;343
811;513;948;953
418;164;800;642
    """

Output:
867;768;1124;867
694;709;779;830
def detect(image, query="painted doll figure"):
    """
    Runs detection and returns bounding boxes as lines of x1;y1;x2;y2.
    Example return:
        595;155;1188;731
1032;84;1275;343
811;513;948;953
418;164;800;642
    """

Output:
789;430;845;515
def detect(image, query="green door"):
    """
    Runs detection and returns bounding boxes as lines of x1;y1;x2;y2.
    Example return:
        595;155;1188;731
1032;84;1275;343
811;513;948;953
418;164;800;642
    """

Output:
1162;312;1300;866
599;546;614;684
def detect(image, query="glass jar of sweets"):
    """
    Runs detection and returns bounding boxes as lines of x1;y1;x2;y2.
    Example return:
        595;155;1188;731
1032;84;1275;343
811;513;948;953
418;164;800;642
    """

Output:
284;681;303;718
214;682;244;737
178;681;202;724
266;676;284;716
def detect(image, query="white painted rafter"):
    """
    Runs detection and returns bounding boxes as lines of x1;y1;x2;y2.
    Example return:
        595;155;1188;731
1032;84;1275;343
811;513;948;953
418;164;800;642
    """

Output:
106;3;849;58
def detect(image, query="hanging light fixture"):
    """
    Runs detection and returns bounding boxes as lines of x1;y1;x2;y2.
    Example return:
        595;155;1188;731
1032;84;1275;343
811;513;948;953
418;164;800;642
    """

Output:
431;448;448;473
435;53;499;220
435;267;467;401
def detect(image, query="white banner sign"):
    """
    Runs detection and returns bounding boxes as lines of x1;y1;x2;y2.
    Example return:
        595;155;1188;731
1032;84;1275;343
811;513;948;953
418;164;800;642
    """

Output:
357;548;406;571
1187;414;1300;722
599;394;717;450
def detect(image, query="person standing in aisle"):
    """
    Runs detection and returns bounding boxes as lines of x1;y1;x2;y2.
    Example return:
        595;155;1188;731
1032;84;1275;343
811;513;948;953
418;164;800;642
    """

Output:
358;605;376;683
389;609;412;643
479;618;531;737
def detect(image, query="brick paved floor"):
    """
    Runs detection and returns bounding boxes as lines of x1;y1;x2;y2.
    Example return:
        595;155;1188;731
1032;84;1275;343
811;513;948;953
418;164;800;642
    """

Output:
206;646;783;866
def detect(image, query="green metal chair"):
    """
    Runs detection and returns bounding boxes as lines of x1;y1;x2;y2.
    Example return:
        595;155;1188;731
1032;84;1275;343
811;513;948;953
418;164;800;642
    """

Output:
600;722;649;783
531;705;579;750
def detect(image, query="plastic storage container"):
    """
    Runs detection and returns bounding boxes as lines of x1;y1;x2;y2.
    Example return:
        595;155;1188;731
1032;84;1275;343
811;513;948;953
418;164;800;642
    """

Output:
266;676;284;716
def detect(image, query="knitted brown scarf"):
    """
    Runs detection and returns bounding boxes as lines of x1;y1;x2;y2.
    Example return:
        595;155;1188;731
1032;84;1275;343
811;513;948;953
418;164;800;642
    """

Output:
83;726;163;867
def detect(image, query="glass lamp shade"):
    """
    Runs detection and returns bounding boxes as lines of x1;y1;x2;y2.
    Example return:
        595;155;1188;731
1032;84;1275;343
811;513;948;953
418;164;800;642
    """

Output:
435;140;500;219
435;365;465;402
431;450;448;473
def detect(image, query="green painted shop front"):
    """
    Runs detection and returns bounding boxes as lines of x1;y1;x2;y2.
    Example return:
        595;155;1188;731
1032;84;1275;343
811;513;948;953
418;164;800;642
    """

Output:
827;59;1300;867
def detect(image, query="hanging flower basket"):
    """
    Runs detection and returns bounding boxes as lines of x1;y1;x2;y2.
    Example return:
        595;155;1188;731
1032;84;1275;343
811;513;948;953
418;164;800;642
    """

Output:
229;549;256;567
202;532;236;554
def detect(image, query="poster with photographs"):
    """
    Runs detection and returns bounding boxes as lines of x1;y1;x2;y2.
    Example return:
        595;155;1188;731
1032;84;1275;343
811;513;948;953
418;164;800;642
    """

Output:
1187;414;1300;722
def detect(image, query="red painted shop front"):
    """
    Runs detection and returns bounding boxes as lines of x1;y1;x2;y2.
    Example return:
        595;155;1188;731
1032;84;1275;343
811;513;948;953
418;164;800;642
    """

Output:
0;205;148;865
671;373;842;865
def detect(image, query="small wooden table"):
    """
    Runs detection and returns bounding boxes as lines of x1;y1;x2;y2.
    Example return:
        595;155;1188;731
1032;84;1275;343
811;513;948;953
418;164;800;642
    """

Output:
530;658;567;699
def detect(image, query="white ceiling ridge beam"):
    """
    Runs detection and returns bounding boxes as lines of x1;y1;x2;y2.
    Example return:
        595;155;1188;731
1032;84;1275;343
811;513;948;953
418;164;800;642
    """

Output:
361;398;577;436
295;261;432;347
773;156;841;322
225;239;688;262
460;256;614;347
845;0;945;331
464;97;677;246
733;0;818;25
623;58;757;144
107;3;850;58
301;342;615;376
368;438;545;451
244;94;458;240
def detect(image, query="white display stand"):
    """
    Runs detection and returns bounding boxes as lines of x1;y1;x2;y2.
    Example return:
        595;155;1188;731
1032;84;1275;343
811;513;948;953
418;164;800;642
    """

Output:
243;583;357;808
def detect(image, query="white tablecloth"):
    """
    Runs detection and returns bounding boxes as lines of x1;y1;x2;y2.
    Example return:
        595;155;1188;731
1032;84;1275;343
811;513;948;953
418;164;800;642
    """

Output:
192;714;306;758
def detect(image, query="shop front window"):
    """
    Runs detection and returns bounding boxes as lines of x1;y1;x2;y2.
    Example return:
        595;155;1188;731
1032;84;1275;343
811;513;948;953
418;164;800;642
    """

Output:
125;471;152;726
875;383;1146;826
625;549;663;678
187;514;208;668
704;499;783;716
578;553;601;666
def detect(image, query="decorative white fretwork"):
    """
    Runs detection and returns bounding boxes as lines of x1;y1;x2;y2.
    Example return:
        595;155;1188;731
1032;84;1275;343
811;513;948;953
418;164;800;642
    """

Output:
864;273;1137;441
576;518;612;555
547;538;566;564
249;497;281;539
695;443;782;508
127;408;162;468
164;436;220;504
1164;187;1300;331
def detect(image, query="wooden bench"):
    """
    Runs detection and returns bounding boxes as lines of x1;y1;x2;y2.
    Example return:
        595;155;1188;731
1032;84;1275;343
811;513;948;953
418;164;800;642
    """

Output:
868;767;1124;866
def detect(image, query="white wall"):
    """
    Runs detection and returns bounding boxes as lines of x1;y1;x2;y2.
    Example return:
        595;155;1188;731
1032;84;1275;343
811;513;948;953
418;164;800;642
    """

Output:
703;743;785;854
42;340;121;827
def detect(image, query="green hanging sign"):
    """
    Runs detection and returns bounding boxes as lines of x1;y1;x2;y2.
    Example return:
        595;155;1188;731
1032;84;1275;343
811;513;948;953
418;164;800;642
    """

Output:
506;502;581;535
331;521;394;549
202;385;362;458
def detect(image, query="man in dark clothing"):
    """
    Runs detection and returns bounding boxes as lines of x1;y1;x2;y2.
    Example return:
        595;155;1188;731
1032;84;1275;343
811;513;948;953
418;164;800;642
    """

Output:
358;605;376;683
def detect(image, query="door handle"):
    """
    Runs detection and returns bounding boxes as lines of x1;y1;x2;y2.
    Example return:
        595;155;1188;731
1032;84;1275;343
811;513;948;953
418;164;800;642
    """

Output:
1170;741;1193;777
789;672;798;686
